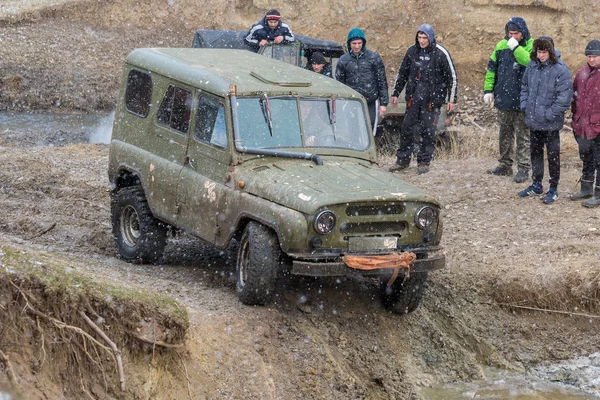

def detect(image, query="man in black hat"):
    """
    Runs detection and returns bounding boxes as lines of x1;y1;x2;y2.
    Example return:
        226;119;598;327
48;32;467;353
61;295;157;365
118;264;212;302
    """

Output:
483;17;534;183
305;52;333;78
245;9;295;52
571;39;600;207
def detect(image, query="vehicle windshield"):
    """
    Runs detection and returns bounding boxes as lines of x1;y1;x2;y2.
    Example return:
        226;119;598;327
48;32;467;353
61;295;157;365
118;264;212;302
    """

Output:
260;43;300;66
235;97;370;151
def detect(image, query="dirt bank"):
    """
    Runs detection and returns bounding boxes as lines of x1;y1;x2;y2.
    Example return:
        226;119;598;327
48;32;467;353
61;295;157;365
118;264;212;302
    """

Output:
1;1;599;398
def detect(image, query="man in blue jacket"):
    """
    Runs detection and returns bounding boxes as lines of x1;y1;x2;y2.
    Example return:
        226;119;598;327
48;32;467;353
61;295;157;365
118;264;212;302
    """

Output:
484;17;533;183
518;36;572;204
389;24;458;174
336;28;388;135
245;9;294;52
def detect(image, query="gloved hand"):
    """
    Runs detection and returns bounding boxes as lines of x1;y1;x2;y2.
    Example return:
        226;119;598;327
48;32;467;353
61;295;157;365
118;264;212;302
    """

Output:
483;93;494;104
507;37;519;51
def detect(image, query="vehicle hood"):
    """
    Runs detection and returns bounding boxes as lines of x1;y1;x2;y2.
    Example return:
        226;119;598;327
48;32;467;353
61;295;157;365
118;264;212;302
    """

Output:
236;159;440;214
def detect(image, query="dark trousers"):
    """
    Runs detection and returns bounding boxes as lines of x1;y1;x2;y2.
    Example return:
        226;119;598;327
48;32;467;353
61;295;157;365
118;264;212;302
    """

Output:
574;133;600;185
395;101;439;166
531;130;560;190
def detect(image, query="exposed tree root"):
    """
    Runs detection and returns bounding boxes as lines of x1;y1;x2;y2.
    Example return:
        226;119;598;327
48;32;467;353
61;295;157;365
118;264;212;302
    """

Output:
0;349;19;385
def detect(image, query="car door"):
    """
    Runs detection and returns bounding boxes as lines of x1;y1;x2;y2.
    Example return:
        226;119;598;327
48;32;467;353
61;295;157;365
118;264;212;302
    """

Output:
176;92;232;244
145;82;193;222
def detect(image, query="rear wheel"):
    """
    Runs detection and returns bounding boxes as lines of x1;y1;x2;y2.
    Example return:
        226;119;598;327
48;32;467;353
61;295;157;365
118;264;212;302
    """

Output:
111;186;167;264
380;272;428;314
236;222;281;306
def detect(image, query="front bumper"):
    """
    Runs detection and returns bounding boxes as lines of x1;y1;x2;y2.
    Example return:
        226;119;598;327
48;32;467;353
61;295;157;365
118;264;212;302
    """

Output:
291;252;445;277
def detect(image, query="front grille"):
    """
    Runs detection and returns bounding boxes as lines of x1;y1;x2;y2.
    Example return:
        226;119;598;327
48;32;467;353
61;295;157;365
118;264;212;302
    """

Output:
340;221;406;234
346;204;404;216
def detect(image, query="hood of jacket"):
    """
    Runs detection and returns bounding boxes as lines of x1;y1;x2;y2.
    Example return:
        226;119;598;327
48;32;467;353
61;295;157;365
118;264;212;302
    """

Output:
504;17;531;43
346;27;367;51
415;24;436;48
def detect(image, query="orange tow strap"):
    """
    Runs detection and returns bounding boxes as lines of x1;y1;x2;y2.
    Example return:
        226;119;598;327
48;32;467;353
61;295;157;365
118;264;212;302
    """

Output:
342;252;416;287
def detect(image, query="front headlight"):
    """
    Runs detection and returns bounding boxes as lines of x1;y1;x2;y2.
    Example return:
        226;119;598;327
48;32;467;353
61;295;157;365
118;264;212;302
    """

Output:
314;210;336;234
415;206;437;229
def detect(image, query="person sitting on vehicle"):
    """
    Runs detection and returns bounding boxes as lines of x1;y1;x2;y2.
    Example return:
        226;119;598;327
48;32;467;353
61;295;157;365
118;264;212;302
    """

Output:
305;52;333;78
245;9;295;52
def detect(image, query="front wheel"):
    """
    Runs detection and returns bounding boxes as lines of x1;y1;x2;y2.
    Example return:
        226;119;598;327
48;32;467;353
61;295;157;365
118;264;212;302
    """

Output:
380;272;428;314
111;186;167;264
236;222;281;306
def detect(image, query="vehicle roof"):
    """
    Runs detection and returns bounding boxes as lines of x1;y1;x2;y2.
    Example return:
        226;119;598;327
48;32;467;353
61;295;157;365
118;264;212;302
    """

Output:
191;29;344;55
126;48;360;98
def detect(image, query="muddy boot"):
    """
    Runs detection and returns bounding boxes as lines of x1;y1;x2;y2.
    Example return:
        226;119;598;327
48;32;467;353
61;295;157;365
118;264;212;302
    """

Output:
582;187;600;208
570;179;594;201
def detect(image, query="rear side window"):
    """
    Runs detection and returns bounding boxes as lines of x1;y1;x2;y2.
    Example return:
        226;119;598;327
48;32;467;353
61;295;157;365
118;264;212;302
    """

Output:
194;95;227;148
124;70;152;117
157;85;193;134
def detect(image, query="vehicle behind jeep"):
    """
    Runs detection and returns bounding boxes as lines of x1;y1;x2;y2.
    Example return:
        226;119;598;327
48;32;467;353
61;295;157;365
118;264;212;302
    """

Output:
108;48;445;314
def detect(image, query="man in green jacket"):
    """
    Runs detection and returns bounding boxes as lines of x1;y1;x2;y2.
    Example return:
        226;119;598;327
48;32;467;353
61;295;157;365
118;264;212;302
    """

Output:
484;17;533;183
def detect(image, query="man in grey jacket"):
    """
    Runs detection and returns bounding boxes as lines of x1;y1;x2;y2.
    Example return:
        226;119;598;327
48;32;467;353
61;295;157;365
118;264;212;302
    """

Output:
518;36;573;204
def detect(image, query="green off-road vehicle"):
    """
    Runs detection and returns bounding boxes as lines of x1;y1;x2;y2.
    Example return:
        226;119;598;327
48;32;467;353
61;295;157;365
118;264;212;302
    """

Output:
108;48;445;314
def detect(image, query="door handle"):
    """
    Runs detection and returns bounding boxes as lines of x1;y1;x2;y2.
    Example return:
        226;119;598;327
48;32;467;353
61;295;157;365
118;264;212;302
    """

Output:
186;156;196;169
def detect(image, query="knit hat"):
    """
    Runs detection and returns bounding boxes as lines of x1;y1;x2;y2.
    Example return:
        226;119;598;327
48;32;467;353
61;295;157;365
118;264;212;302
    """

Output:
506;22;522;32
585;40;600;56
265;9;281;21
311;52;326;65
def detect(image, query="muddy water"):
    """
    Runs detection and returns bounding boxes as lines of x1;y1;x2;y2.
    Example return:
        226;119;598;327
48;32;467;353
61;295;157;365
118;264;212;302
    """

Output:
422;367;597;399
0;112;598;399
0;111;113;144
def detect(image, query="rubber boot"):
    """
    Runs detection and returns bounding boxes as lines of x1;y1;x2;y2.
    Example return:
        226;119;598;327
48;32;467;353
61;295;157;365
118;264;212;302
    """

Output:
582;187;600;208
570;179;594;201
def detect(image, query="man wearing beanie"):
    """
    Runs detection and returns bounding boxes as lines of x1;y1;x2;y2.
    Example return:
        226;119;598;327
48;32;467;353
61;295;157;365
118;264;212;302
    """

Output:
484;17;534;183
571;39;600;207
518;36;572;204
335;28;388;135
245;9;294;52
389;23;458;174
305;51;333;78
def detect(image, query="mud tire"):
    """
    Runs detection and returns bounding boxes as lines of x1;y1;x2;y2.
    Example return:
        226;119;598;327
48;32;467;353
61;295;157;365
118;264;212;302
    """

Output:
236;221;281;306
380;272;428;314
111;186;167;264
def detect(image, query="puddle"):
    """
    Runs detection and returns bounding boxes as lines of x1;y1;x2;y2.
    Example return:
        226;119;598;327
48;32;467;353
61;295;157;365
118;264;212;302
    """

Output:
0;111;113;146
422;366;598;399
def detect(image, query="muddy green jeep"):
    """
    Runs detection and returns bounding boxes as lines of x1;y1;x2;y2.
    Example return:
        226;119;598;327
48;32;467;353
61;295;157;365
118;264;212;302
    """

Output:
108;48;445;314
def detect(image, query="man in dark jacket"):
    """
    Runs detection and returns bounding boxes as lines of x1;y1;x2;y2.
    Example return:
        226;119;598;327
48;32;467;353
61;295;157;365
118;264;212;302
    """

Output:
389;24;458;174
571;39;600;207
518;36;572;204
484;17;533;183
245;9;294;52
305;52;333;78
335;28;388;134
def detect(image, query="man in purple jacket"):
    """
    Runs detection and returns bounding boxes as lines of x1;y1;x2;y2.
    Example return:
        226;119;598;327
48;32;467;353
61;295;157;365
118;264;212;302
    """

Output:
571;40;600;207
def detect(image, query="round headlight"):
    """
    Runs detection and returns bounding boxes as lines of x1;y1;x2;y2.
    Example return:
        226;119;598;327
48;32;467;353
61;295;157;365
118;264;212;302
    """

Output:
314;210;336;234
415;206;437;229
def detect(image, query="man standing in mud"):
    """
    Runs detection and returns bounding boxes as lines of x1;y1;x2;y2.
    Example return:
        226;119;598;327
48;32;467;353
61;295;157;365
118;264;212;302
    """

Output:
388;24;458;174
335;27;388;135
571;39;600;207
484;17;533;183
245;9;294;52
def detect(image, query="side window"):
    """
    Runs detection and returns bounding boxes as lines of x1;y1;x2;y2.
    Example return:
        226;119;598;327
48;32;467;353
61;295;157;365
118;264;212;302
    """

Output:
156;85;193;134
124;70;152;117
194;95;227;148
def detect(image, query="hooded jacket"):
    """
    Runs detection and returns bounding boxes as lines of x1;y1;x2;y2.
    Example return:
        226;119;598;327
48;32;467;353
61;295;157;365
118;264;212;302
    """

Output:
571;62;600;140
484;17;533;110
245;15;295;52
520;38;573;132
391;24;458;108
335;28;389;105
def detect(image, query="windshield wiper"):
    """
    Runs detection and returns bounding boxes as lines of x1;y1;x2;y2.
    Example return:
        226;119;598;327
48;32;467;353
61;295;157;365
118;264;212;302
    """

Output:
260;93;274;137
327;96;337;139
